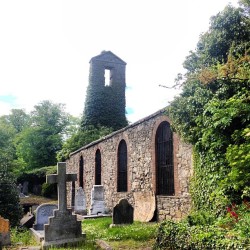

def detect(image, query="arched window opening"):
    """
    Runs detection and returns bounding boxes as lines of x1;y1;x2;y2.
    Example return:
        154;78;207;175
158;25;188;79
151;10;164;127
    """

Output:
95;149;101;185
117;140;128;192
155;121;174;195
79;156;84;188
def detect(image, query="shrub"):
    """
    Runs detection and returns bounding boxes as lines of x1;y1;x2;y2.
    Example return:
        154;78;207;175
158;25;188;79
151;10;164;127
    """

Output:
41;182;57;198
0;169;22;226
17;165;57;195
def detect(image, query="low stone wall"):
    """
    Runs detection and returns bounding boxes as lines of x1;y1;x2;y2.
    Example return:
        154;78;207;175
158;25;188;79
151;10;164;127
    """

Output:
156;195;192;221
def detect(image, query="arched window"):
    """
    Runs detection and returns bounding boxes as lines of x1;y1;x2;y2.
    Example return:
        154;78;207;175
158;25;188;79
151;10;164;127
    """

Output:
95;149;101;185
155;121;174;195
117;140;128;192
79;156;84;188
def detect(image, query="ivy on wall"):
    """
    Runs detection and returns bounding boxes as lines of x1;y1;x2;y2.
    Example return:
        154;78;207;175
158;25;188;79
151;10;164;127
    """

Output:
82;53;128;131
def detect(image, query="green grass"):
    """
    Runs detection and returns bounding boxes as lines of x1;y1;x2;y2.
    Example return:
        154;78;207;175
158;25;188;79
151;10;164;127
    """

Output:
83;217;158;249
7;217;158;249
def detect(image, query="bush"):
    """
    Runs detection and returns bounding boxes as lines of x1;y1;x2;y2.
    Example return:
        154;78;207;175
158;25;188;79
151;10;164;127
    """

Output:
154;206;250;250
41;182;57;198
0;170;22;226
17;166;57;195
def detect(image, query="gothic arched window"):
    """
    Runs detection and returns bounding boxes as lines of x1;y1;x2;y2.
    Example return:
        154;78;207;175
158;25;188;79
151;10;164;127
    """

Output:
117;140;128;192
79;156;84;188
155;121;174;195
95;149;101;185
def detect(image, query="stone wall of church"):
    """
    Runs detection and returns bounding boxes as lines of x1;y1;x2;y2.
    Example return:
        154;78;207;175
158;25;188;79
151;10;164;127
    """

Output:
66;109;193;221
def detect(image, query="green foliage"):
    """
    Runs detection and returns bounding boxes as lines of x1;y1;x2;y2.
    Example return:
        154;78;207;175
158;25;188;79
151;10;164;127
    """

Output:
83;73;128;131
83;217;158;243
154;206;250;250
42;182;57;198
17;165;57;195
58;125;113;161
169;3;250;213
183;5;250;72
224;127;250;198
0;170;22;227
0;117;16;172
15;100;70;171
11;227;38;246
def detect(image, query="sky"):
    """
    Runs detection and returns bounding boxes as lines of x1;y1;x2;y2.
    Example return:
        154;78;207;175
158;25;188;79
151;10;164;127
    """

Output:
0;0;239;123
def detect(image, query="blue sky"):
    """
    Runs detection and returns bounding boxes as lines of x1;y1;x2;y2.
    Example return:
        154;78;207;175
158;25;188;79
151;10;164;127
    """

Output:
0;0;238;123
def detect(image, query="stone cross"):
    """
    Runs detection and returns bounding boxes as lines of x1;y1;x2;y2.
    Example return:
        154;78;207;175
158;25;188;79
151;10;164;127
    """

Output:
46;162;77;212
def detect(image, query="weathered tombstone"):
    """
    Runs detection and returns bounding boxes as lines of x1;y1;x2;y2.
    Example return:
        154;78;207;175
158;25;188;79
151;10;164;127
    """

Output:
33;184;42;195
74;187;86;215
90;185;107;215
33;204;58;230
17;183;25;198
112;199;133;225
33;162;85;249
0;216;11;246
133;191;156;222
22;181;29;195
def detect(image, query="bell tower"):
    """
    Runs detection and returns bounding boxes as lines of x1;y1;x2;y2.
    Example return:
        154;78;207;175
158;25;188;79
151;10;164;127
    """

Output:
83;51;128;130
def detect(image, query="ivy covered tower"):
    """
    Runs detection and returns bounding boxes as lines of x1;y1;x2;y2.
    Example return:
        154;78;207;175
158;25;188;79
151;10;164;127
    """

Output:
82;51;128;130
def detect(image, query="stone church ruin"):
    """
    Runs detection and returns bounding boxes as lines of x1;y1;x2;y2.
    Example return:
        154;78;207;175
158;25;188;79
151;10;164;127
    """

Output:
66;51;193;221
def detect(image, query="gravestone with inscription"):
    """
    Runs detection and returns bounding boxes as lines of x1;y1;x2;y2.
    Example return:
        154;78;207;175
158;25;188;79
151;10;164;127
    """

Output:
74;187;86;215
33;204;58;230
112;199;133;225
90;185;107;215
0;216;11;246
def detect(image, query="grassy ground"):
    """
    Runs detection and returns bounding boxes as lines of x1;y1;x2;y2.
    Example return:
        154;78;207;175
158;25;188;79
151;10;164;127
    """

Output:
83;217;158;249
5;217;158;249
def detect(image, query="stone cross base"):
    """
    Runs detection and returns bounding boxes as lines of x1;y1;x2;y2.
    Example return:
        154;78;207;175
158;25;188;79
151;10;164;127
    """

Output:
42;209;85;249
42;236;86;250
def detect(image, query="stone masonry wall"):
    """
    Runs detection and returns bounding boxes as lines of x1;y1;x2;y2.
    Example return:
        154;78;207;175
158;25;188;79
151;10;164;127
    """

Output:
67;109;193;221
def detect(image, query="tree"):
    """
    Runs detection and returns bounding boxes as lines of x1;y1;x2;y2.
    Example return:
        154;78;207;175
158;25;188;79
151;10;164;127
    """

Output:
168;4;250;212
15;100;69;170
57;125;113;161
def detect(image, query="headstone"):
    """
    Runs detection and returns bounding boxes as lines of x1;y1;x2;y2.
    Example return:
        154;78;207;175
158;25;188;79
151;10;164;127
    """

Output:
30;162;85;249
17;183;25;198
33;204;58;230
74;187;86;215
33;184;42;195
0;216;11;246
133;191;156;222
90;185;107;215
112;199;133;225
22;181;29;195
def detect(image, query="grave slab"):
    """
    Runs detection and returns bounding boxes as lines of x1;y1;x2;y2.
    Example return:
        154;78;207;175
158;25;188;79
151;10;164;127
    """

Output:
74;187;87;215
133;191;156;222
90;185;107;215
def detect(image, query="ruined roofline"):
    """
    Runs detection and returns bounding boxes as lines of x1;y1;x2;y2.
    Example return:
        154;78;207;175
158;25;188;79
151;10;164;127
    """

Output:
70;107;168;156
89;50;127;65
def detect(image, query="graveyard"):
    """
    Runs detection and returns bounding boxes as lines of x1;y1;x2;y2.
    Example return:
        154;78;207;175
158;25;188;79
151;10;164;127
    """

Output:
0;2;250;249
